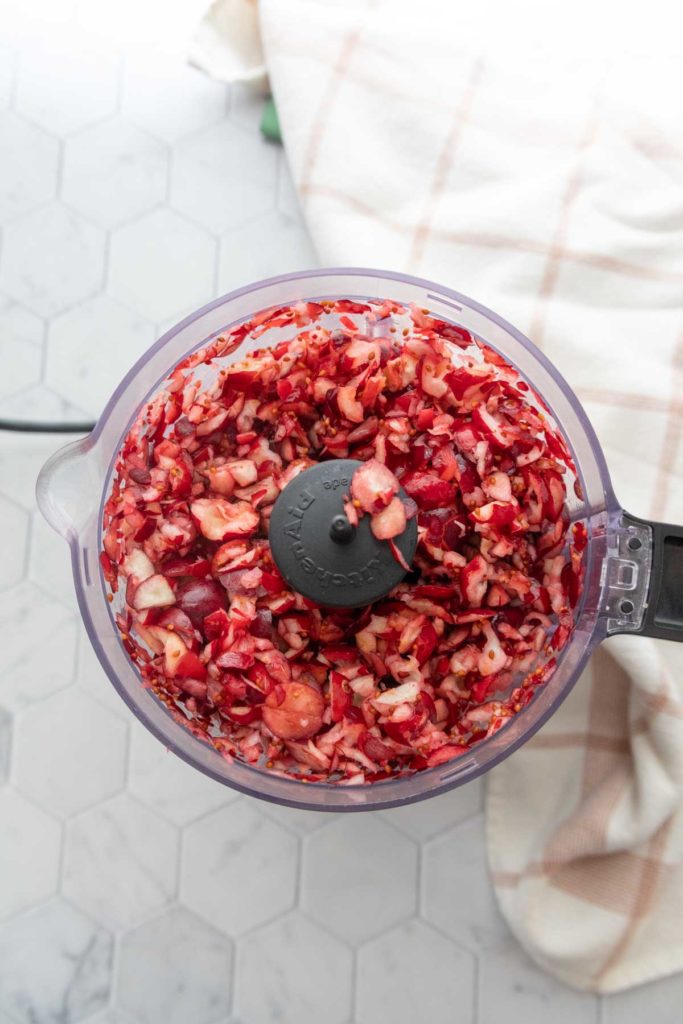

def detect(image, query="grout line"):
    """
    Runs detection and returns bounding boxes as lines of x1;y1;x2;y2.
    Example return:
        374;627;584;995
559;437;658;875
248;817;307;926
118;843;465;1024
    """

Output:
0;706;14;784
228;921;239;1019
120;716;132;791
30;578;79;616
0;194;55;229
20;506;34;585
108;929;124;1017
414;839;423;919
236;905;297;944
39;316;49;383
41;381;94;420
164;144;173;205
0;287;50;325
56;807;68;887
293;832;304;907
418;910;480;961
350;945;359;1021
472;948;481;1024
296;905;356;951
55;136;66;196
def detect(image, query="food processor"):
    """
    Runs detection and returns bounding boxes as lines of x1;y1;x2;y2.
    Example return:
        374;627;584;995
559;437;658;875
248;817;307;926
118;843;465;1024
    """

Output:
36;268;683;811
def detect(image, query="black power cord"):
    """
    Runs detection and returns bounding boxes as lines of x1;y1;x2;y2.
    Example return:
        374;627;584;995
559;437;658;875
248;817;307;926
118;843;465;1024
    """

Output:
0;418;96;433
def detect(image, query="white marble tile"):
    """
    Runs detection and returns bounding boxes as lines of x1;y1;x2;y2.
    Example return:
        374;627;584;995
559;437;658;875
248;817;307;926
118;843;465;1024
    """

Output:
74;0;210;56
128;721;232;826
379;778;483;841
276;155;303;220
118;907;233;1024
217;210;318;294
257;799;338;835
122;55;228;145
154;305;217;340
479;941;599;1024
63;794;178;929
181;800;297;936
422;814;510;953
46;295;155;417
0;434;56;512
14;688;127;817
0;46;15;109
0;900;112;1024
2;0;79;48
0;333;40;400
80;1012;133;1024
0;495;28;591
357;919;475;1024
76;626;129;716
62;117;168;229
108;208;216;322
0;204;105;317
2;611;77;710
603;970;683;1024
0;293;43;347
0;110;59;222
234;913;352;1024
29;510;79;609
0;788;61;919
0;708;10;786
301;814;418;945
170;121;277;234
15;32;119;136
229;84;265;135
0;581;74;680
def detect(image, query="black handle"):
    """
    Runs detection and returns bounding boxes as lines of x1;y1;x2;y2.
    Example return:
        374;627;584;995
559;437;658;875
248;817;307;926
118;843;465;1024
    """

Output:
622;511;683;642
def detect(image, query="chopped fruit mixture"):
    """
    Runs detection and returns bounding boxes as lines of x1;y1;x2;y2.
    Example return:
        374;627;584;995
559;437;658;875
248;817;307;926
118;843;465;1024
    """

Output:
347;459;416;552
102;297;586;784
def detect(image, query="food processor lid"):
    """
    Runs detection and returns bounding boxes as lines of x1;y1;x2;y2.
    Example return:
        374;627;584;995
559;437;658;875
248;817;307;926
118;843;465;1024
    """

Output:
269;458;418;607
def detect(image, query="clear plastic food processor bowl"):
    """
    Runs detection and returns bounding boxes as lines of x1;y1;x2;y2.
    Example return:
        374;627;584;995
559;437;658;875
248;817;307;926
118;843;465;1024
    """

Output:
36;269;683;811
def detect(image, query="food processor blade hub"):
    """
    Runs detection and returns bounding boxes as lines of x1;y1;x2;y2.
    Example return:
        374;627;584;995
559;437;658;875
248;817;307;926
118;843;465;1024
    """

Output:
268;458;418;608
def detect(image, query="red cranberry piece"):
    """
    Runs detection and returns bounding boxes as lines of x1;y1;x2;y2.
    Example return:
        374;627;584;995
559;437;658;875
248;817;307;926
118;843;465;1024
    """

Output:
176;579;226;627
129;467;151;485
263;683;325;741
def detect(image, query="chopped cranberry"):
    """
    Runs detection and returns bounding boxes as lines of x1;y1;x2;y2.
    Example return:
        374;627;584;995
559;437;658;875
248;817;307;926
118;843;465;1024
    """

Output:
401;472;457;511
103;296;583;785
175;579;226;626
263;683;325;741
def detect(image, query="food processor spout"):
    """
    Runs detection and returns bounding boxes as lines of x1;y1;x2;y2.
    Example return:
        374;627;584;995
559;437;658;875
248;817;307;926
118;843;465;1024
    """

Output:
36;436;95;541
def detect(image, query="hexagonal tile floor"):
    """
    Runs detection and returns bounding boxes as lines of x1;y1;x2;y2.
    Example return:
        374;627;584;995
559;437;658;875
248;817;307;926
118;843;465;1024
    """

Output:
181;801;298;936
0;3;680;1022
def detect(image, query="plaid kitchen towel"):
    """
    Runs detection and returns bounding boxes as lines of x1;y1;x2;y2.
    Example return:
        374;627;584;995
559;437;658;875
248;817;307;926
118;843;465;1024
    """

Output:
193;0;683;992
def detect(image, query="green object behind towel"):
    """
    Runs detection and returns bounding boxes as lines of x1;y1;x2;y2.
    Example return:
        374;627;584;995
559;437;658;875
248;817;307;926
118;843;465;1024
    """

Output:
260;97;282;143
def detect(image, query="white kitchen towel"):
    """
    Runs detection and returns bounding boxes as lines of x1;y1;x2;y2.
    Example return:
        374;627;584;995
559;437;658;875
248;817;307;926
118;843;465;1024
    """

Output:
188;0;268;90
192;0;683;992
